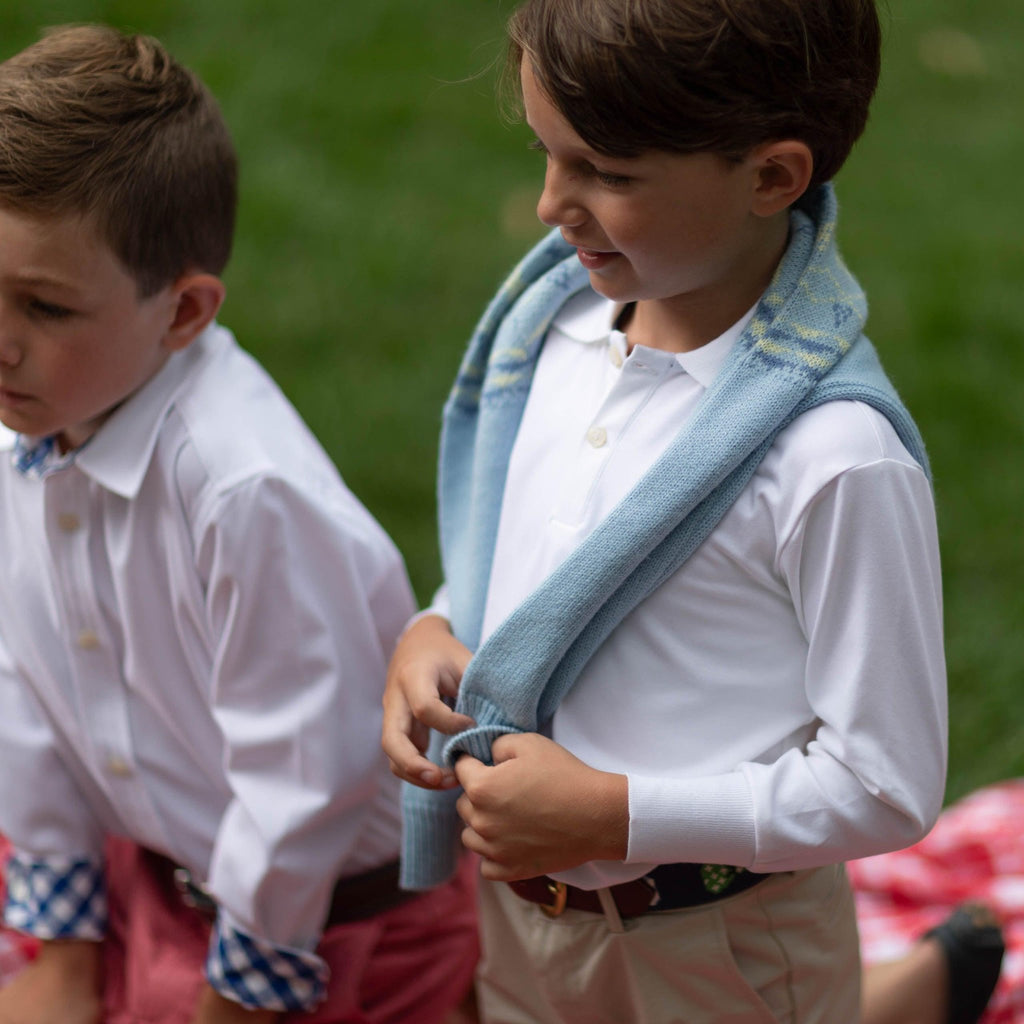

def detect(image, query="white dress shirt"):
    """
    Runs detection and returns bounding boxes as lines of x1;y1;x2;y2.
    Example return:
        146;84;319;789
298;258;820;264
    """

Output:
436;287;946;890
0;323;415;952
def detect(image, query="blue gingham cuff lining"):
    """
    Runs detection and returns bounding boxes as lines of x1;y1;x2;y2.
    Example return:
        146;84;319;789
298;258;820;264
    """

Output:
205;910;329;1013
3;850;107;941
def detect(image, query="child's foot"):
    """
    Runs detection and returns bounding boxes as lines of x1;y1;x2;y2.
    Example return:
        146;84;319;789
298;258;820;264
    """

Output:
924;903;1005;1024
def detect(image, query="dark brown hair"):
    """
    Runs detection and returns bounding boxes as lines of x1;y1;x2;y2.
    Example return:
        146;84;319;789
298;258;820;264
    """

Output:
0;24;237;295
507;0;881;188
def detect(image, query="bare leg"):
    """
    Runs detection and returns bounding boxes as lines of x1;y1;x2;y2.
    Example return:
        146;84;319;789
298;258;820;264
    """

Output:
0;939;101;1024
862;938;948;1024
862;904;1004;1024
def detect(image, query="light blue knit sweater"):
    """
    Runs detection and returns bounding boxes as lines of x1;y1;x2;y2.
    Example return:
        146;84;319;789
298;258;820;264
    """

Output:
400;184;929;890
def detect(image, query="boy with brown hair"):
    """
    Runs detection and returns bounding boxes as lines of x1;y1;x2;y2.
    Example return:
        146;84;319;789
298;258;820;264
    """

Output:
383;0;948;1020
0;24;475;1024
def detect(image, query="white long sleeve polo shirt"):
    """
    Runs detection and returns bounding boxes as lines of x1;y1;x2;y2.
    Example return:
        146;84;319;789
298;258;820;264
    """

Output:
0;323;415;1007
436;287;947;891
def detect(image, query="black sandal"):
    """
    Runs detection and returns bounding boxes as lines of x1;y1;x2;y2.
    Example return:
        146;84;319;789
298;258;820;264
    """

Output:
924;904;1006;1024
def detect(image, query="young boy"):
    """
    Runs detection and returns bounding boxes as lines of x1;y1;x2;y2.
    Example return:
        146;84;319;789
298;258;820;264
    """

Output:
0;25;476;1024
383;0;947;1020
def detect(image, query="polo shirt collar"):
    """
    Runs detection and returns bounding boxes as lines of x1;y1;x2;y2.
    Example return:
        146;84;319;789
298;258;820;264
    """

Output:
550;289;757;389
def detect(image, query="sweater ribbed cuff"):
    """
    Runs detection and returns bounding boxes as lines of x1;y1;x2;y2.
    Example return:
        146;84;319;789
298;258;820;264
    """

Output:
399;783;463;891
443;693;526;767
441;725;523;767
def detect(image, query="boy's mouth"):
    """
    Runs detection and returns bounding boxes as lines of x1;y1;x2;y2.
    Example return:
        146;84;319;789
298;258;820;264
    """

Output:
575;246;619;272
0;385;32;405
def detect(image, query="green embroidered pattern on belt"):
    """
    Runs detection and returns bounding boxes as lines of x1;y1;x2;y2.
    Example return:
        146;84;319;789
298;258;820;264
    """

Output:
700;864;745;894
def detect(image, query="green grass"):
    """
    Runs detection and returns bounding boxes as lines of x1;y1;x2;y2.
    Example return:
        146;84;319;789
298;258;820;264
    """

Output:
3;1;1022;802
839;0;1024;796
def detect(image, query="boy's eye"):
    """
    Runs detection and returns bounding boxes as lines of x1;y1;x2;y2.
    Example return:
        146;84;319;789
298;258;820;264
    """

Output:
28;298;74;320
529;136;632;187
594;170;632;187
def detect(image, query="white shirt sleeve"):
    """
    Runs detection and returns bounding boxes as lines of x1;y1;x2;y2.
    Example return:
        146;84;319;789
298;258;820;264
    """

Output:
627;455;947;871
399;583;452;635
194;473;414;949
424;583;452;623
0;628;105;859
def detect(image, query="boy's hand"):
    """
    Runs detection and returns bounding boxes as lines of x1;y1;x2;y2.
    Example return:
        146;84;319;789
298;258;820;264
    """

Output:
0;939;102;1024
381;614;476;789
190;983;280;1024
454;733;629;881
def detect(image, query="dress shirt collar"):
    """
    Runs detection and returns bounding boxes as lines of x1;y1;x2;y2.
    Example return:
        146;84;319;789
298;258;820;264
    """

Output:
549;288;757;390
74;326;219;498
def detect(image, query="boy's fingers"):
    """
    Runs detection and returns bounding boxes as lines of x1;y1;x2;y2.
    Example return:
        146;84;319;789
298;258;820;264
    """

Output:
399;673;476;734
410;696;476;735
380;701;464;789
453;754;487;789
384;741;459;789
491;731;532;762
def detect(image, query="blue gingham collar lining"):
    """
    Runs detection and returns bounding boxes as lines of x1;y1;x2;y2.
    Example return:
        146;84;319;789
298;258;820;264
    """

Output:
6;323;222;494
12;434;80;479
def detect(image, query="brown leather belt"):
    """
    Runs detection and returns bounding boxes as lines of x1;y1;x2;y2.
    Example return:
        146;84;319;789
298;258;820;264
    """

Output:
323;860;418;925
509;862;769;918
147;851;416;927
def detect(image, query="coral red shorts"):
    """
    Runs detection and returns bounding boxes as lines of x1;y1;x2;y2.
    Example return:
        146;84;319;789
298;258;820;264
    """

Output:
1;836;478;1024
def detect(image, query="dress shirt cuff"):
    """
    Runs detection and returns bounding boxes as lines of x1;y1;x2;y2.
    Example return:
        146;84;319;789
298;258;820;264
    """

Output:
205;909;329;1013
2;849;106;941
400;584;452;638
627;773;757;868
425;584;451;623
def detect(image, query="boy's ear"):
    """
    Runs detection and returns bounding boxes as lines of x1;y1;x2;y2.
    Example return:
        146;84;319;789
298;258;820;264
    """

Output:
162;272;226;352
749;140;814;218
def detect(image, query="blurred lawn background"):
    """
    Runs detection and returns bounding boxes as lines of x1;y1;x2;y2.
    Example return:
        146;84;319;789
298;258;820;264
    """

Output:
2;0;1021;802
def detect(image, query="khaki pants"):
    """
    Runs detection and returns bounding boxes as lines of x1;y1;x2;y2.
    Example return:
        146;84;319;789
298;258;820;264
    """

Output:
476;863;861;1024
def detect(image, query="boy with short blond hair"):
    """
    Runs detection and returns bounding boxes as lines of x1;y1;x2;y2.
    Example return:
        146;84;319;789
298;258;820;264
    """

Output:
0;24;475;1024
383;0;947;1020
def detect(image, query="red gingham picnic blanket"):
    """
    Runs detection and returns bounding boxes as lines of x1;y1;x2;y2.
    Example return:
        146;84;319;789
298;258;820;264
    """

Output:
2;781;1023;1019
850;779;1024;1023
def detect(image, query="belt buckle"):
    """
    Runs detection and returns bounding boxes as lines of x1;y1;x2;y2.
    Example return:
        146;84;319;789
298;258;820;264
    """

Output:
172;867;217;915
540;879;568;918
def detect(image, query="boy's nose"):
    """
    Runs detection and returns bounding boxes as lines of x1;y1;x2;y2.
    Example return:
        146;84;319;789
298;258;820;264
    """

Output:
0;325;22;368
536;163;586;229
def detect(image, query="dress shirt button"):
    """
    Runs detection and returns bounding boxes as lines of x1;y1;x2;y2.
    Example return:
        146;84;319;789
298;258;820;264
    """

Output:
77;629;100;650
106;755;133;778
57;513;81;532
608;346;624;368
586;426;608;449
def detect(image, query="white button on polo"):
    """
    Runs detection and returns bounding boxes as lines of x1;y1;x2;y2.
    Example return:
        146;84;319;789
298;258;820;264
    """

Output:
586;426;608;449
106;755;133;778
608;346;624;368
77;629;100;650
57;513;81;532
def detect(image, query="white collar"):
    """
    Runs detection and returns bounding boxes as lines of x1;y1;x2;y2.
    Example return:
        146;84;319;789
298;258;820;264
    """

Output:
74;325;224;498
550;289;757;389
7;324;224;497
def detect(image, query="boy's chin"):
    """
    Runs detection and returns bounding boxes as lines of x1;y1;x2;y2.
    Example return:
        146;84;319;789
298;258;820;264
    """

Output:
586;269;638;305
0;408;34;438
